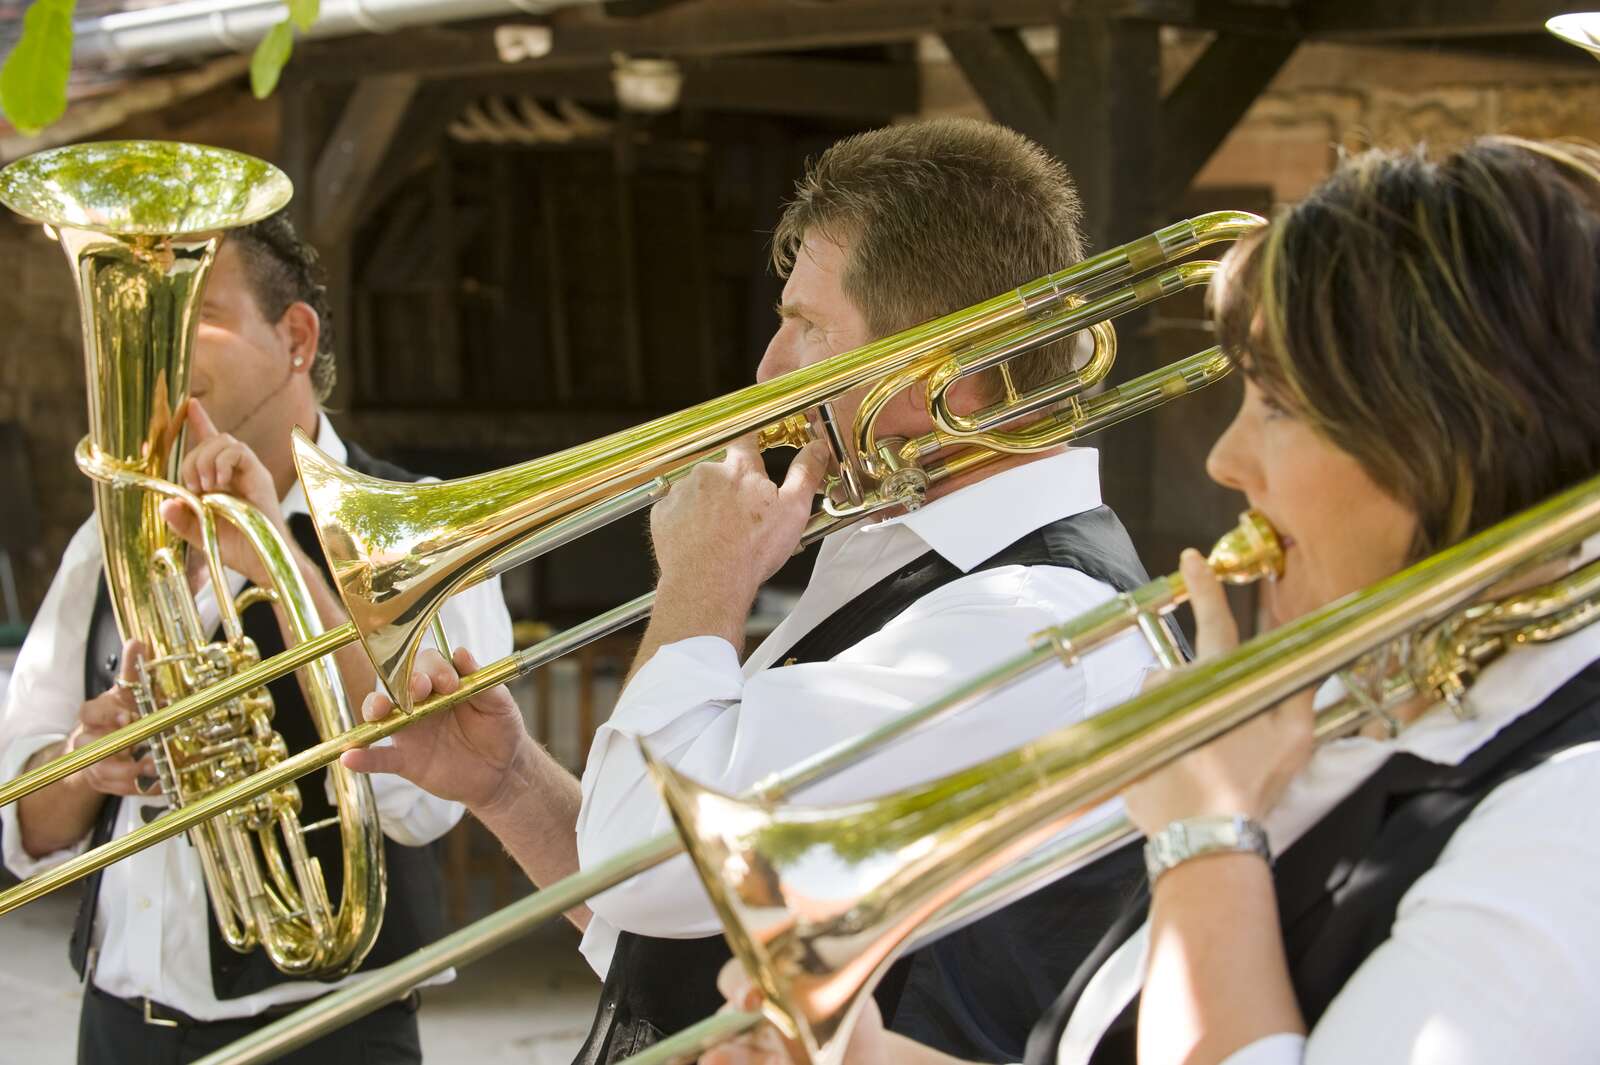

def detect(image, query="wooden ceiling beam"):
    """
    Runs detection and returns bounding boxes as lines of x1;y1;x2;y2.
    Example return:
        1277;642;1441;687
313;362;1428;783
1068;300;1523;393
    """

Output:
940;27;1056;149
308;74;421;247
289;0;1062;82
1296;0;1576;41
1158;33;1297;201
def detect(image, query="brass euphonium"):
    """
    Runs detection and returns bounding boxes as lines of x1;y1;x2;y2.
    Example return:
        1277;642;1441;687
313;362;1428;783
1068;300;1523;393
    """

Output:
0;141;384;977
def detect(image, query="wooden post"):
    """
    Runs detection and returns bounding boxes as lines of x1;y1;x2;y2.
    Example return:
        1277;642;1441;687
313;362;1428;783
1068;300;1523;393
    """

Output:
1053;10;1164;543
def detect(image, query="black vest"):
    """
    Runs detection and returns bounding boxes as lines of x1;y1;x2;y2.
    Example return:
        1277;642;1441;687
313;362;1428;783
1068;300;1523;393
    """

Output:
574;505;1167;1065
1023;659;1600;1065
72;442;450;1000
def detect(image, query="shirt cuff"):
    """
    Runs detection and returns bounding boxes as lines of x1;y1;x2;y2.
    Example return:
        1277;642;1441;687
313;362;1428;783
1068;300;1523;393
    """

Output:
0;733;93;879
1217;1033;1307;1065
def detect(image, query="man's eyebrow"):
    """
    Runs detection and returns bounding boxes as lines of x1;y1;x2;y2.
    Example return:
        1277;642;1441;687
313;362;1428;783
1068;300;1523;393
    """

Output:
775;299;819;323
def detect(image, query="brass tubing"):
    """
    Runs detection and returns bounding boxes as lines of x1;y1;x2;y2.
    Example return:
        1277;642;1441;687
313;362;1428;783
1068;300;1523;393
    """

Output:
0;622;358;808
193;514;1280;1064
0;594;652;918
196;833;686;1065
614;683;1400;1065
650;474;1600;1065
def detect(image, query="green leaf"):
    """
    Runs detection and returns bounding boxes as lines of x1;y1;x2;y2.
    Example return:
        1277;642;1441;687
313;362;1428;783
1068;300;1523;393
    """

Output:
0;0;77;136
249;19;295;99
288;0;320;33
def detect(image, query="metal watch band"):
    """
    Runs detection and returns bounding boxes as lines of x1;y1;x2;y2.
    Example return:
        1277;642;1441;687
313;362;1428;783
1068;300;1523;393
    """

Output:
1143;813;1271;886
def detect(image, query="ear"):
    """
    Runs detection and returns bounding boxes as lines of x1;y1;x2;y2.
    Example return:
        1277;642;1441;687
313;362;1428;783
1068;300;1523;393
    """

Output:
278;301;321;377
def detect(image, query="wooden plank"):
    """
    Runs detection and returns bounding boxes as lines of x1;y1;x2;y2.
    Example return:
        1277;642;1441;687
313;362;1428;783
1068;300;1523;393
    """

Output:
1159;34;1297;201
538;172;574;404
440;55;917;120
614;156;646;405
348;83;478;242
1130;0;1580;40
290;0;1063;82
1053;11;1163;541
308;74;421;247
940;28;1056;149
1298;0;1576;40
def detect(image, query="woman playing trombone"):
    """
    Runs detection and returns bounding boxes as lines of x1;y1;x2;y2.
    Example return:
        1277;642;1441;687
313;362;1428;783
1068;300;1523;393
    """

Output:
711;135;1600;1065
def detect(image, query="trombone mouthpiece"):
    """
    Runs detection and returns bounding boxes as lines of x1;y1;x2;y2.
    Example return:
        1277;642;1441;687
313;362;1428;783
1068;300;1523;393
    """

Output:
758;414;814;452
1208;511;1285;585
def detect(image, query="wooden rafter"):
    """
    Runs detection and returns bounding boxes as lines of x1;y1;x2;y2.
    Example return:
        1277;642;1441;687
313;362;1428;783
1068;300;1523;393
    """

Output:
939;28;1054;149
288;0;1063;82
308;74;421;247
1159;34;1297;201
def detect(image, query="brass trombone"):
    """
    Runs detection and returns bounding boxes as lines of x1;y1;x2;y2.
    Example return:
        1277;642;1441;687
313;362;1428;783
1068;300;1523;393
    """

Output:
0;209;1264;918
629;473;1600;1065
197;511;1285;1065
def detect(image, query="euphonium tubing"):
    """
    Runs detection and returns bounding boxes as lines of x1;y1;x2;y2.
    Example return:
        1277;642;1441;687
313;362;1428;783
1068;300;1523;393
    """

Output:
639;473;1600;1065
0;210;1262;831
191;512;1284;1065
0;141;384;976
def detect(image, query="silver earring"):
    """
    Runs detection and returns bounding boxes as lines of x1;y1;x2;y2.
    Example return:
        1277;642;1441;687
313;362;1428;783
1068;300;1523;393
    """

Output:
292;358;304;368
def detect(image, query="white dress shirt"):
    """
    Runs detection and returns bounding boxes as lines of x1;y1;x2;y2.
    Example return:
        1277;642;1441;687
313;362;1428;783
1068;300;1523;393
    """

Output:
576;447;1160;975
1056;563;1600;1065
0;416;514;1021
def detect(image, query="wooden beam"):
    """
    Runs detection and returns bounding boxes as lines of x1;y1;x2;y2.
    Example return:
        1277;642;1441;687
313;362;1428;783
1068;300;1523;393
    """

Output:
438;55;917;120
1297;0;1576;40
1130;0;1578;41
1159;34;1297;201
290;0;1063;82
1054;11;1163;540
940;28;1056;150
308;74;421;247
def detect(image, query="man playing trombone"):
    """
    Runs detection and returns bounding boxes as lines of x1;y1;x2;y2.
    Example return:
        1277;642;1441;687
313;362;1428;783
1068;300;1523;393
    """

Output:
348;118;1166;1064
0;214;512;1064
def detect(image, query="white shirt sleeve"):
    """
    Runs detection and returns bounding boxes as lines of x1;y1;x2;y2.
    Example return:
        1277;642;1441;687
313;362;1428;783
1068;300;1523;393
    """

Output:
1297;744;1600;1065
0;519;104;878
360;573;514;848
576;564;1156;953
1218;1035;1307;1065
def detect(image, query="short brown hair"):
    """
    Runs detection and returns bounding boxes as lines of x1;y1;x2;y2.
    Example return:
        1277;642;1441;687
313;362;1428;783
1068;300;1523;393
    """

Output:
772;118;1085;400
228;211;337;403
1215;136;1600;558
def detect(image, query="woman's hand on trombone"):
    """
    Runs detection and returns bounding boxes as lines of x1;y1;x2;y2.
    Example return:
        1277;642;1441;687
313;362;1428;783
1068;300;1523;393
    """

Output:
1123;548;1314;835
706;960;965;1065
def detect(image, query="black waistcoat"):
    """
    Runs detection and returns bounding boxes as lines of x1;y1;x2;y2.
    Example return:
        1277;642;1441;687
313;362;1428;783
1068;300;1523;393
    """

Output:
1023;659;1600;1065
572;505;1167;1065
72;442;450;1000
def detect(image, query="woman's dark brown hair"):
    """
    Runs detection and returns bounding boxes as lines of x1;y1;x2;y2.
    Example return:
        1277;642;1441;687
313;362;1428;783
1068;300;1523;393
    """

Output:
1214;136;1600;558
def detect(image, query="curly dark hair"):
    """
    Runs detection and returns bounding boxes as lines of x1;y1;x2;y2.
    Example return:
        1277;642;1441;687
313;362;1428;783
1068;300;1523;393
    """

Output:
227;210;337;402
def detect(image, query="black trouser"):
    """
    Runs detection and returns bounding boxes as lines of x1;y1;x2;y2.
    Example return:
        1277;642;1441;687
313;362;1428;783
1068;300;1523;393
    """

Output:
78;984;422;1065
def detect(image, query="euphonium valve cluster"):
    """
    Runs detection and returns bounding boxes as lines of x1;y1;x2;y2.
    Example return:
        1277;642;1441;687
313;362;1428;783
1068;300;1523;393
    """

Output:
0;141;384;977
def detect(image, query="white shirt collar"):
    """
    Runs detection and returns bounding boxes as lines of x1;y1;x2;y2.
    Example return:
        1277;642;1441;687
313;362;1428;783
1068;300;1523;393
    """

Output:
279;413;345;521
840;447;1103;572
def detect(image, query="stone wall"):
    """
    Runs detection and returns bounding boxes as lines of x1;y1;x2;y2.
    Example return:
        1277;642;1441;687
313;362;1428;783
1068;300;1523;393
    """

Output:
0;86;276;618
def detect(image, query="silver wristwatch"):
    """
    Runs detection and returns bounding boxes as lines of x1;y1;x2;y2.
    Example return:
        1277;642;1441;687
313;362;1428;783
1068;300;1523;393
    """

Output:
1144;814;1271;886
